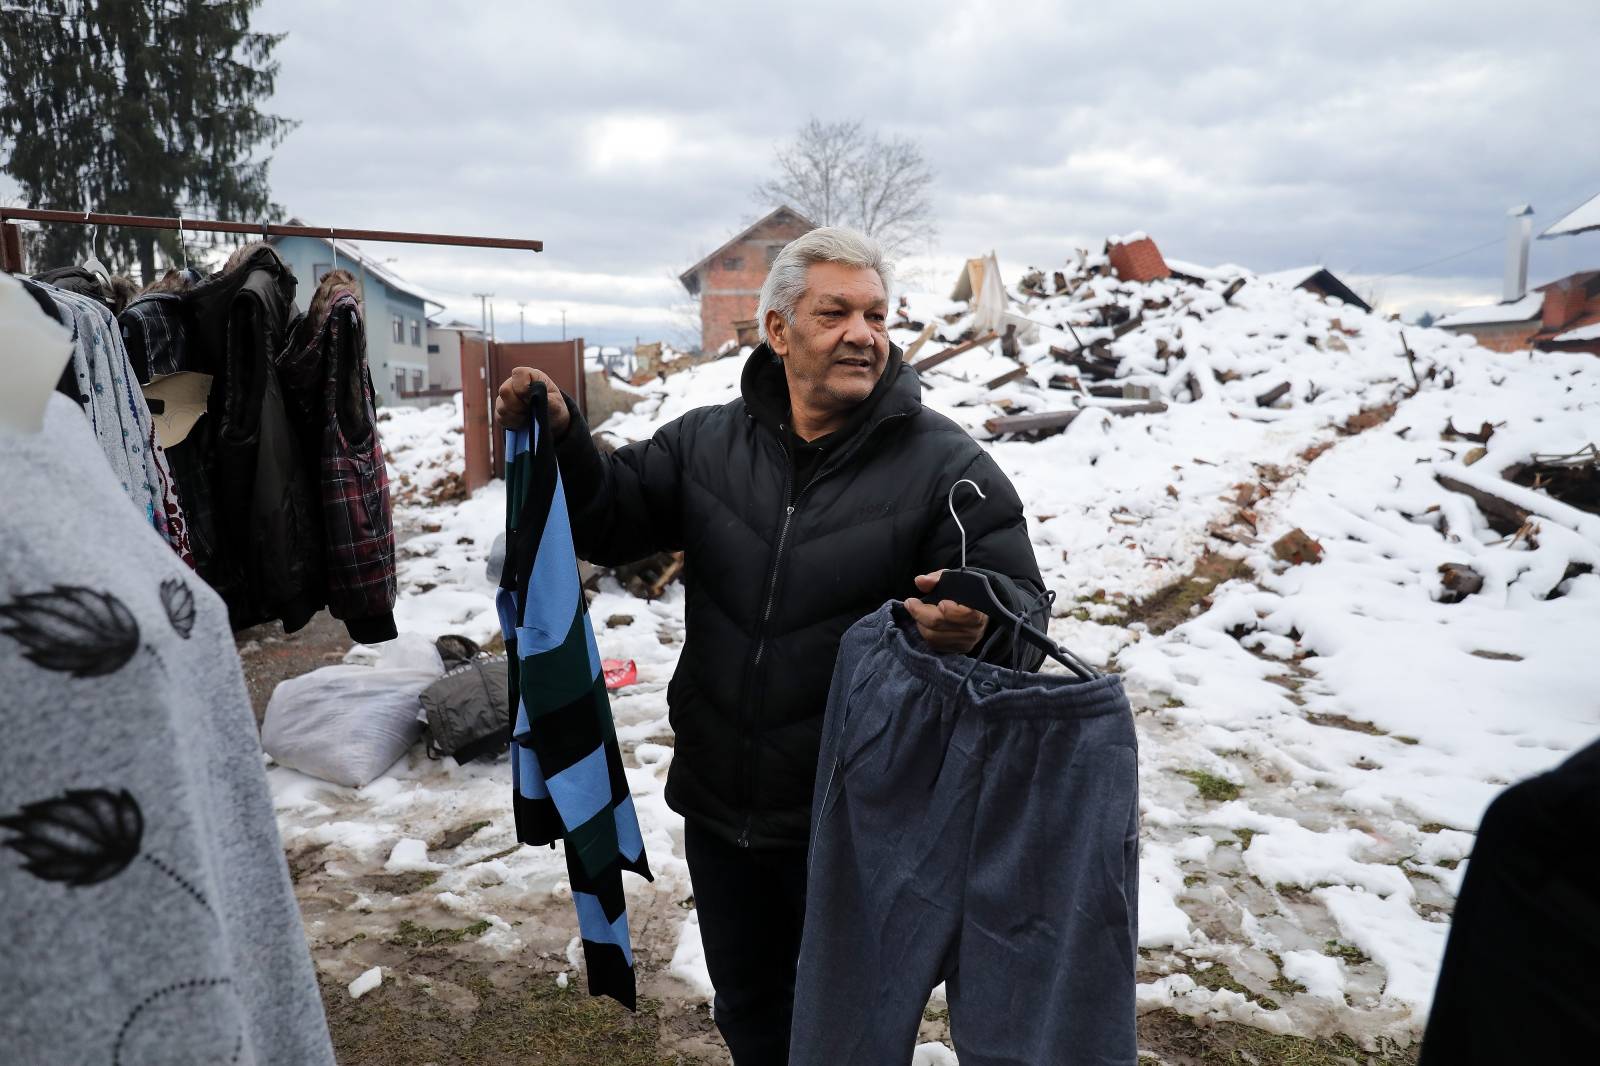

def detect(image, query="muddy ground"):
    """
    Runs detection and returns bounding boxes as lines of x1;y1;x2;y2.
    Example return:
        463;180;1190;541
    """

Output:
240;625;1421;1066
237;609;359;724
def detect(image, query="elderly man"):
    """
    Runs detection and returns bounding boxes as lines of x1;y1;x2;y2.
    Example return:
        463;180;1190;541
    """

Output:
496;227;1043;1065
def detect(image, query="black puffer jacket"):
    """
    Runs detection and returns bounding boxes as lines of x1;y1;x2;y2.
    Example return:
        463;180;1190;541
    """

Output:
555;344;1044;848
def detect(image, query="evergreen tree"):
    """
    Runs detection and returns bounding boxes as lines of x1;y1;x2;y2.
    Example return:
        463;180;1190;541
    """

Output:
0;1;294;282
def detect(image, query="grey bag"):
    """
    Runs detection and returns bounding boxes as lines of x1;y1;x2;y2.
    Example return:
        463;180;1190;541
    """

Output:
419;654;510;762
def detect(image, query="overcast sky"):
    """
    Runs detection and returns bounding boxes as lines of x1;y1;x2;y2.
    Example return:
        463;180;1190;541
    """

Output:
18;1;1600;345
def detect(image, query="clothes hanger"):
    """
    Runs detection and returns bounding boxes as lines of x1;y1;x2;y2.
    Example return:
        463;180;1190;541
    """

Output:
927;478;1100;680
80;208;111;287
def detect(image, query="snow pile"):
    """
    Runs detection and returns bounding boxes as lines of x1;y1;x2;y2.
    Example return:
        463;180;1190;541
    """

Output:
348;966;383;999
372;395;508;643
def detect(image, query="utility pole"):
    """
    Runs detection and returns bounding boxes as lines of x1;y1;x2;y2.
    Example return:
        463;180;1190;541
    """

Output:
473;292;494;453
518;301;526;343
474;292;493;341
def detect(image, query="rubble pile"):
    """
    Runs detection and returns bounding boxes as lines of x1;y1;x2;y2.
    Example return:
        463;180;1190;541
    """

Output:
895;235;1452;442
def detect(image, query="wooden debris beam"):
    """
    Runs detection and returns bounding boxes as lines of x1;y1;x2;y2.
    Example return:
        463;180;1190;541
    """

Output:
1436;473;1530;536
984;365;1029;390
900;321;937;363
911;331;1000;372
1256;381;1292;407
984;401;1168;438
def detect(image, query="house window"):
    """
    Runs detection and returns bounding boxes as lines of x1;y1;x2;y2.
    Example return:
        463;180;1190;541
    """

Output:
766;245;781;267
410;319;421;346
722;256;743;271
391;315;404;343
411;369;424;392
427;343;440;354
313;261;333;282
393;369;406;395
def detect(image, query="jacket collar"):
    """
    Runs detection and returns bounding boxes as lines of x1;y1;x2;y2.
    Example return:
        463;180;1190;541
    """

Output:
740;341;917;446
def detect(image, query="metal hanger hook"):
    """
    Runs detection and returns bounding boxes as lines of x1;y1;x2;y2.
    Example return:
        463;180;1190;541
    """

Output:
947;478;987;569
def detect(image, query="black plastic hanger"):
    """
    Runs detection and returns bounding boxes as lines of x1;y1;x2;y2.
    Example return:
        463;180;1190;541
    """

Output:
927;479;1100;680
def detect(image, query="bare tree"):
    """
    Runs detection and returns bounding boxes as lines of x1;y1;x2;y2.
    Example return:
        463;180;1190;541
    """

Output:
757;118;936;257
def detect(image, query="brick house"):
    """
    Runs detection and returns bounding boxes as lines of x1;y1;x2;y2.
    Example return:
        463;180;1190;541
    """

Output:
1435;199;1600;355
1436;272;1600;355
679;205;816;354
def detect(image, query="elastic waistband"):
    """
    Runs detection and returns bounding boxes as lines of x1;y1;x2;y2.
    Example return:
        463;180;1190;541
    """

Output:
868;602;1130;719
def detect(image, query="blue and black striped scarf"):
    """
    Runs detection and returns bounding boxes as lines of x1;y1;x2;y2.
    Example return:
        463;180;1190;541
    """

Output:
495;385;653;1009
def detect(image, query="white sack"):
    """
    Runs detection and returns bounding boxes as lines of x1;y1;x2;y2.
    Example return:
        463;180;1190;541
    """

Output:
261;633;445;787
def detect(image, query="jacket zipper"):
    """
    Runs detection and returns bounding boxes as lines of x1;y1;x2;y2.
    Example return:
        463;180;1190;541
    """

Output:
735;411;912;848
740;461;792;847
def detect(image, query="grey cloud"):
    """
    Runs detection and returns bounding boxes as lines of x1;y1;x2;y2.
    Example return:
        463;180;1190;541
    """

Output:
9;1;1595;343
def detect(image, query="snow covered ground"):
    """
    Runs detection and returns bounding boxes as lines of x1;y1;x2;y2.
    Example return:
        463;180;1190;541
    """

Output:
267;248;1599;1061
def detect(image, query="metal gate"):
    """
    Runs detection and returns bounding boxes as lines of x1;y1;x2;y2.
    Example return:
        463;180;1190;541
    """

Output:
459;337;586;491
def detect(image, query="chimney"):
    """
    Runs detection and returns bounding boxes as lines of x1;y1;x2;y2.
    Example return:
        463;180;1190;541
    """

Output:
1541;280;1587;333
1504;204;1534;302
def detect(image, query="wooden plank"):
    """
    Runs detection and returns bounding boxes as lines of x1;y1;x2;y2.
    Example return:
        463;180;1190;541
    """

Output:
983;409;1085;436
901;321;937;363
984;365;1029;390
1109;313;1144;339
1255;381;1292;407
910;331;999;372
1435;473;1530;536
984;401;1168;437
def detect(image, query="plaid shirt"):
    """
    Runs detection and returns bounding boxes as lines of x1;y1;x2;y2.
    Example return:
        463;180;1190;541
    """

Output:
276;293;396;643
118;293;187;383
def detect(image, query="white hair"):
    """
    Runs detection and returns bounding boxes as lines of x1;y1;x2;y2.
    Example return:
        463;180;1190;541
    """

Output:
756;226;893;343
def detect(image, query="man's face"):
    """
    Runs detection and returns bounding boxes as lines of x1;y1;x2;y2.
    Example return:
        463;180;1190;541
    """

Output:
767;261;890;417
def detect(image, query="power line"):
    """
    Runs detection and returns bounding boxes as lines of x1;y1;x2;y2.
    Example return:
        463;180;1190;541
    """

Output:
1370;187;1600;284
1368;236;1504;283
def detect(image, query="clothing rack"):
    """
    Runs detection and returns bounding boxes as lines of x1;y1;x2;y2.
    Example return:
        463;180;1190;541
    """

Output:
0;207;542;273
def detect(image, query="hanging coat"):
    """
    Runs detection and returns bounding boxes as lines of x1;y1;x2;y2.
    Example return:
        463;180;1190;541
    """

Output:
186;245;324;632
276;280;397;644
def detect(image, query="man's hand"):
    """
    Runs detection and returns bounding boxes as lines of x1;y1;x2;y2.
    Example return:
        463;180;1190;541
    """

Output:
495;367;569;436
905;571;989;654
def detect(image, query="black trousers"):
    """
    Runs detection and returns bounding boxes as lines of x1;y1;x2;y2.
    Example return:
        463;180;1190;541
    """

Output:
684;820;808;1066
1419;737;1600;1064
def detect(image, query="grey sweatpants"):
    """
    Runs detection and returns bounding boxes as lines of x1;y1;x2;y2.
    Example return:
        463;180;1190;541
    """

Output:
790;603;1139;1066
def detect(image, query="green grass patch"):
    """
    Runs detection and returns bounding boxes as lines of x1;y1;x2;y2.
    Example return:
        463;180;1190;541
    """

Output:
365;871;441;895
321;964;705;1066
389;919;492;949
435;820;493;850
1186;962;1279;1011
1179;769;1241;803
1137;1008;1418;1065
1323;939;1370;965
